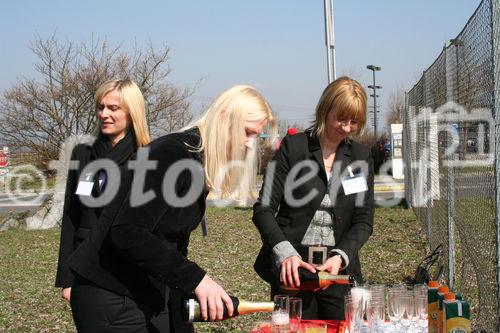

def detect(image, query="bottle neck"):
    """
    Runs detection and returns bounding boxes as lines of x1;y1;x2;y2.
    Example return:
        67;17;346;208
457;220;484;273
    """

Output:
237;300;275;315
318;272;351;286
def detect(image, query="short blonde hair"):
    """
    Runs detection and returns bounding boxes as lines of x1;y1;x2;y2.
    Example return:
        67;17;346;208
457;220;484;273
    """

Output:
313;76;367;139
95;79;151;146
187;85;276;202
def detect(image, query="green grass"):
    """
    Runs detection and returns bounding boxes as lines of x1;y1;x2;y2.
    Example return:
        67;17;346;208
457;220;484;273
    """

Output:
0;229;74;332
0;206;425;332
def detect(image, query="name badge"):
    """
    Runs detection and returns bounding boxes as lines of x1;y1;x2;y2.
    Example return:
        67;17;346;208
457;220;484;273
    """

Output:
75;173;94;196
341;167;368;195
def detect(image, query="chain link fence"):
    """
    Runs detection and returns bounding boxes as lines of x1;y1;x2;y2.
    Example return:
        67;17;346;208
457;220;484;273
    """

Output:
403;0;500;330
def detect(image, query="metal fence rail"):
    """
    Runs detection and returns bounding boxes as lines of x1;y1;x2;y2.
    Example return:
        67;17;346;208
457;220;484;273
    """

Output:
403;0;499;330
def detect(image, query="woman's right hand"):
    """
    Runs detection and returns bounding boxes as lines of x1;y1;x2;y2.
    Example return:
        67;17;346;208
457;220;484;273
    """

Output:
280;255;316;288
61;287;71;302
194;274;234;321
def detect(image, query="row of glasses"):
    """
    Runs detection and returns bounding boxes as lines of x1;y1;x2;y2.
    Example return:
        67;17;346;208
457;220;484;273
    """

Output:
345;283;428;333
271;284;428;333
387;284;428;333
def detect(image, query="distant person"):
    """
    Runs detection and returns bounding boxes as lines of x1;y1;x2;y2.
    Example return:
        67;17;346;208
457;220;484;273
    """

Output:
55;79;150;302
253;76;374;320
66;85;276;332
287;127;299;136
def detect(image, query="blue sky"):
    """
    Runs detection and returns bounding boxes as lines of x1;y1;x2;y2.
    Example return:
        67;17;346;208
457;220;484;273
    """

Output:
0;0;481;132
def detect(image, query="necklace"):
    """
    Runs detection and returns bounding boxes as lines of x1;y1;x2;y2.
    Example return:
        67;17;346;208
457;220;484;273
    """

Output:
324;155;335;170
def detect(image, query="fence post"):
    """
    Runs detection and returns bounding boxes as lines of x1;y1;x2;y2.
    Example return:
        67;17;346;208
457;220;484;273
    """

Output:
490;0;500;327
422;73;433;239
445;45;456;289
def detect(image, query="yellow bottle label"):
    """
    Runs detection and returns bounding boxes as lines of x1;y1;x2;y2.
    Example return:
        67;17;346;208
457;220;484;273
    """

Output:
446;317;471;333
444;300;470;333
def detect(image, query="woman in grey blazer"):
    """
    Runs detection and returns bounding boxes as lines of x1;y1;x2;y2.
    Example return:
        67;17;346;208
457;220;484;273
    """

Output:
253;76;374;320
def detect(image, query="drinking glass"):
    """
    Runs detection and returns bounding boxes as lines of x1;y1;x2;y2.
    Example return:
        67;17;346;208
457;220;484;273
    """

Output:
289;297;302;333
387;289;404;328
399;293;415;332
367;299;385;333
344;295;353;333
350;286;370;318
272;295;289;333
414;295;428;333
344;294;363;333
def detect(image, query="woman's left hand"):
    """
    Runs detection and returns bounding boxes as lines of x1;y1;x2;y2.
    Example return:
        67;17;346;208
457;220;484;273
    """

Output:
315;255;343;275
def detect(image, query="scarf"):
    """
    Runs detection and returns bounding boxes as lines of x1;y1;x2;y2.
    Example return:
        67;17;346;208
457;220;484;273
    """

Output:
91;129;138;166
90;129;138;193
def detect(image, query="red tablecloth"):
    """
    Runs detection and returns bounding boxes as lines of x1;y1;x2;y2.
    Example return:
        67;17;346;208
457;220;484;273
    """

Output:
251;320;346;333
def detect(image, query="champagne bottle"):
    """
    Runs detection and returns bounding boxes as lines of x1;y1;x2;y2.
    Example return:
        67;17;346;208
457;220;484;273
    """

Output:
182;295;275;322
282;268;356;291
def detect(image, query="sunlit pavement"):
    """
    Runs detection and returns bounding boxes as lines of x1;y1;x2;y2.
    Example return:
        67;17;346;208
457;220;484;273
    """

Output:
0;176;407;213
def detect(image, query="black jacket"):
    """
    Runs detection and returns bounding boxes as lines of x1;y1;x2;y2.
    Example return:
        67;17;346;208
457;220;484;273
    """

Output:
55;131;137;288
253;131;374;284
66;128;207;318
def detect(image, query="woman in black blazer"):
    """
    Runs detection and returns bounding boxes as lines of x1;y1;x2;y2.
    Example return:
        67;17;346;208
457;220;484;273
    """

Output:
253;76;374;320
55;79;150;301
66;85;276;332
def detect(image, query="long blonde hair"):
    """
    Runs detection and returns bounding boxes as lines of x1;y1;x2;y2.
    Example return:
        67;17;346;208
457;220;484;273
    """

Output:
95;79;151;146
313;76;367;139
186;85;276;202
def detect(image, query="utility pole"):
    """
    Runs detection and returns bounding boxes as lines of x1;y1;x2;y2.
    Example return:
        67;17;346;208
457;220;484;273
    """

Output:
367;65;382;137
324;0;336;83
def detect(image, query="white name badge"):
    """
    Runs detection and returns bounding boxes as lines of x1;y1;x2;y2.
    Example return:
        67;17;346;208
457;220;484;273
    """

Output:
341;174;368;195
75;181;94;196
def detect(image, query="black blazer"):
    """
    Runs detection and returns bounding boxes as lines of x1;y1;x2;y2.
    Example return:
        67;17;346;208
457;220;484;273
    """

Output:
55;144;103;288
66;128;207;312
253;131;374;283
55;132;138;289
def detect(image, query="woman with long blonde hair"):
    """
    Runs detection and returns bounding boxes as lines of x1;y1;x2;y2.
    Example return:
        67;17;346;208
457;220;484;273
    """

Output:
190;85;276;203
67;84;276;332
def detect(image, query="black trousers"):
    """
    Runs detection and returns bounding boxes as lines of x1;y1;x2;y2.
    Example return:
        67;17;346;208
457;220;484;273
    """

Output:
71;275;153;333
271;281;349;320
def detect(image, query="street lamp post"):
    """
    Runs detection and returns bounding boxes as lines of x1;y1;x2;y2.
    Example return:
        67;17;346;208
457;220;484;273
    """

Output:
324;0;336;83
367;65;382;137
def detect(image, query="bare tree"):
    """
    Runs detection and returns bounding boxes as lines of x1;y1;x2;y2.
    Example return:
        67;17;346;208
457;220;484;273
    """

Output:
386;89;405;127
0;34;194;168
